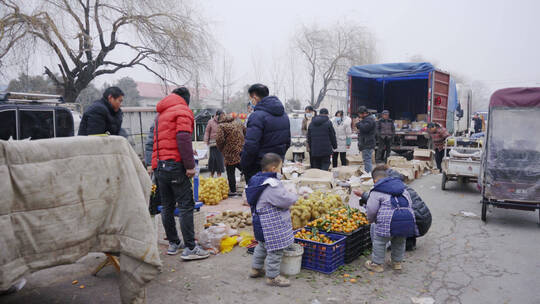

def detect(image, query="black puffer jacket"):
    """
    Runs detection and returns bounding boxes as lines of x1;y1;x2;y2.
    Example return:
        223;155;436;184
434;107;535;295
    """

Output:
356;115;376;150
360;169;432;237
78;98;123;136
307;115;337;157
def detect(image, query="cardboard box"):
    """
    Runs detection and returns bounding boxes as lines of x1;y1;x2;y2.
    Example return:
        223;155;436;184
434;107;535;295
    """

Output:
414;148;434;159
387;156;411;168
416;114;428;122
347;154;364;165
394;120;406;129
331;166;365;180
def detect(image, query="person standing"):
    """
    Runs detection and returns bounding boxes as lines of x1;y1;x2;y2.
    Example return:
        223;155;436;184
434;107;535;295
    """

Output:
241;83;291;183
427;122;450;173
472;113;483;134
246;153;298;287
245;102;254;126
356;106;377;173
302;106;316;168
376;110;395;163
78;87;124;136
205;110;225;177
307;108;337;171
152;87;209;260
216;114;246;196
301;106;316;135
332;110;352;167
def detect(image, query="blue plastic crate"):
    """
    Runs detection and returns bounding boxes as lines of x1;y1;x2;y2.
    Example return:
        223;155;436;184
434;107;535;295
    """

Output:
157;202;204;216
294;229;346;274
331;225;371;263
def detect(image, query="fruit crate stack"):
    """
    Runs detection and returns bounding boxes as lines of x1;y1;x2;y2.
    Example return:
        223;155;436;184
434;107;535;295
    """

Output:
332;225;371;263
293;228;346;274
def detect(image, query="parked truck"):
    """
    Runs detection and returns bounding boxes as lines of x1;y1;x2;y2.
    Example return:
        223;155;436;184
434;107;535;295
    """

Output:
347;62;459;157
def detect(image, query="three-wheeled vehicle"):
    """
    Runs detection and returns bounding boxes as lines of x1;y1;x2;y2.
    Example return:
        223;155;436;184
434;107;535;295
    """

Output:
441;136;482;190
480;88;540;222
0;92;75;140
285;112;308;163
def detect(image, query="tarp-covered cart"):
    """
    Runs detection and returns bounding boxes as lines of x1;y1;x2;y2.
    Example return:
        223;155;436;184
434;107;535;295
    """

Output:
441;137;482;190
480;88;540;222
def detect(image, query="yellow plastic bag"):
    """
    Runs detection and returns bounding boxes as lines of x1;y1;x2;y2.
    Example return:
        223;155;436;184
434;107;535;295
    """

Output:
238;232;254;248
219;236;238;253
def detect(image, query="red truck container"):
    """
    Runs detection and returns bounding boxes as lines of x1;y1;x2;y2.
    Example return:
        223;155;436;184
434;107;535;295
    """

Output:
347;62;455;156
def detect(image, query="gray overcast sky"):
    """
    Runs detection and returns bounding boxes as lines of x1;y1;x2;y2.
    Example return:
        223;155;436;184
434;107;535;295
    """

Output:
197;0;540;96
7;0;537;102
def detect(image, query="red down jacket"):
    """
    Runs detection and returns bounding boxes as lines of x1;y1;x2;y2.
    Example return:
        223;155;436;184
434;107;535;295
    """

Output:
151;94;194;169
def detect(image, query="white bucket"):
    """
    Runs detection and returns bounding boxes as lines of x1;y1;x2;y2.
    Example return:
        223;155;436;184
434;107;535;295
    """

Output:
280;243;304;276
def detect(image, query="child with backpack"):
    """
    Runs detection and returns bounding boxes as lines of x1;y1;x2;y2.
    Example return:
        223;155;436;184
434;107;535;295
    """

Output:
363;165;417;272
245;153;298;287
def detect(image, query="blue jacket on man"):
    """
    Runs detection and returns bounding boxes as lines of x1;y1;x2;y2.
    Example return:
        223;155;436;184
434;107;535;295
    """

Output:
241;96;291;176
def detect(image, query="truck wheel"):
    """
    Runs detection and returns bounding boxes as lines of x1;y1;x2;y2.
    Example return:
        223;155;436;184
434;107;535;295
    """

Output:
481;201;487;222
441;173;447;191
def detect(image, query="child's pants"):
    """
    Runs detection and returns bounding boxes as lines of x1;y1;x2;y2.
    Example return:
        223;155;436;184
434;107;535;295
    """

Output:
252;241;284;278
370;223;406;265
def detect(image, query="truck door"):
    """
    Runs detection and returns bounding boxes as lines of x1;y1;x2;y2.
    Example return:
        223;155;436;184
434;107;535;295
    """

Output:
429;71;450;127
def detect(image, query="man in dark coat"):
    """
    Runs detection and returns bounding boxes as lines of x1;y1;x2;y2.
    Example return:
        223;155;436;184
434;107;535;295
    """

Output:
376;110;395;163
472;113;483;134
78;87;124;136
241;84;291;183
307;108;337;170
356;106;376;173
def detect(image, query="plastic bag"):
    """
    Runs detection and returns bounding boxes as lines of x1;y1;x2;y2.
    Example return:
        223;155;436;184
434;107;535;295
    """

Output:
199;224;228;251
238;232;254;247
220;236;238;253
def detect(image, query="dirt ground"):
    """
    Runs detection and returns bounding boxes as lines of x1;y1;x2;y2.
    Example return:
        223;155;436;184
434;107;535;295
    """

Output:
3;173;540;304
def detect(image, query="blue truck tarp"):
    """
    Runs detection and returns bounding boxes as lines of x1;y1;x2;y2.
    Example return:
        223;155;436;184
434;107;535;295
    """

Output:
347;62;435;80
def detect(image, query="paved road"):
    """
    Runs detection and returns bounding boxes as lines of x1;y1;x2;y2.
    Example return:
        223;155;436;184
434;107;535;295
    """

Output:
3;174;540;304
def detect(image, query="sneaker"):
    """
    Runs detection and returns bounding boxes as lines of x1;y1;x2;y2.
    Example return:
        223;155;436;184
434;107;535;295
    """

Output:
266;275;290;287
167;241;184;255
249;268;265;278
391;261;402;271
364;260;384;273
181;245;210;261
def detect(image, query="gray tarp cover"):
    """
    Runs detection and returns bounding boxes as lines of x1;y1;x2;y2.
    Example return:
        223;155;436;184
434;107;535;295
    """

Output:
0;136;161;303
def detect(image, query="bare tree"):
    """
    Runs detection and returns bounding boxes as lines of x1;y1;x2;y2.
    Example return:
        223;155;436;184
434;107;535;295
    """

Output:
0;0;212;103
250;48;264;83
295;22;376;108
213;49;235;109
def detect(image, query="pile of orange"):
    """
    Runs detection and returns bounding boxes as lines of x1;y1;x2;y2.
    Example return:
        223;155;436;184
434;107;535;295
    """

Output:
307;207;369;233
294;228;334;244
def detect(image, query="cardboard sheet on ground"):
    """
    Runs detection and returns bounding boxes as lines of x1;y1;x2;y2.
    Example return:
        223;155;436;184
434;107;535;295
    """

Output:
0;136;161;304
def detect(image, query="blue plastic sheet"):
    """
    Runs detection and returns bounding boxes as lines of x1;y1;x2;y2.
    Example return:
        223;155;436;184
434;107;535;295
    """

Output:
347;62;435;79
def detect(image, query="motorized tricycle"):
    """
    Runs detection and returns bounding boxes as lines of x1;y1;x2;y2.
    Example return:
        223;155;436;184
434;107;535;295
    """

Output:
480;88;540;222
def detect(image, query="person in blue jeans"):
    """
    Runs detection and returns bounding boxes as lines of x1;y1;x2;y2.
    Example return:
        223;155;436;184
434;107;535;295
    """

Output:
356;106;376;173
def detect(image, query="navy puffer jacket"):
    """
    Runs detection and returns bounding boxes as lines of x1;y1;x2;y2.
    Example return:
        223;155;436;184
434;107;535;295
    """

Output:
307;115;337;157
356;115;376;150
78;98;123;136
241;96;291;172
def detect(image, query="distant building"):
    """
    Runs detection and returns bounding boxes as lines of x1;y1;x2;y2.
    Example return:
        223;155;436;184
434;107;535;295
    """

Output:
135;81;213;107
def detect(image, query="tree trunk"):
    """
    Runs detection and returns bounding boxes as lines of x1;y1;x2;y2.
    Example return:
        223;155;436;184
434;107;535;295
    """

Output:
63;85;79;104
